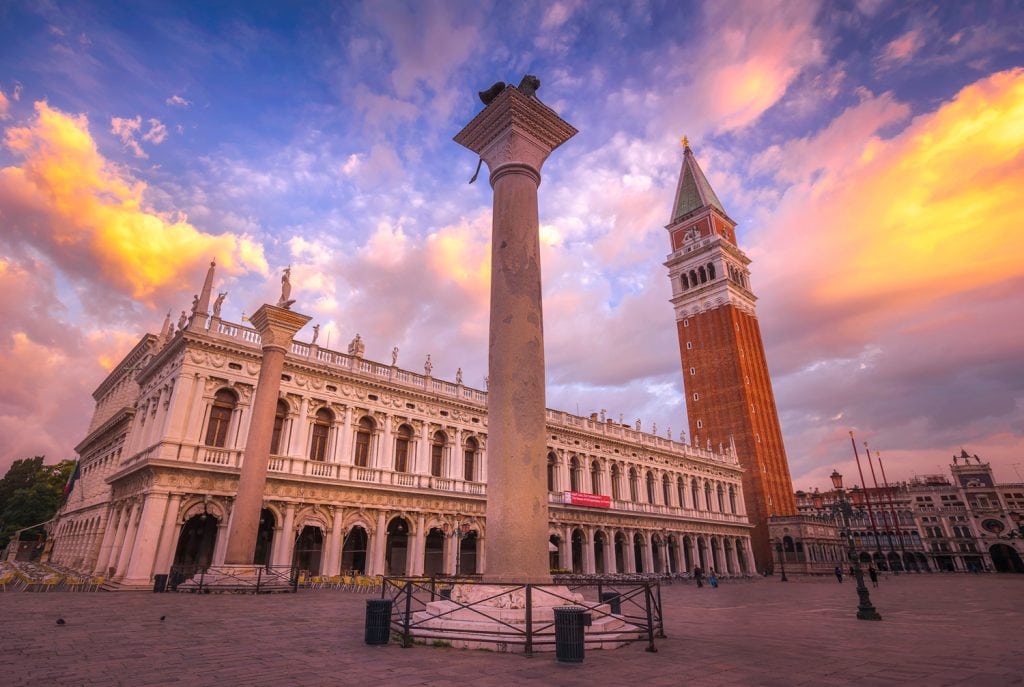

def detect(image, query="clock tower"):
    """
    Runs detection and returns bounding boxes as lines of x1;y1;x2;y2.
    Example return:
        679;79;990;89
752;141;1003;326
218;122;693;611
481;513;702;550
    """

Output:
663;140;797;571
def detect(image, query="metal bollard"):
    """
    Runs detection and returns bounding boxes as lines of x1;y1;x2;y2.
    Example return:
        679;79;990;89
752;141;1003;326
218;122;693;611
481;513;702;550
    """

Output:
553;606;592;663
152;574;168;593
599;591;621;615
365;598;393;645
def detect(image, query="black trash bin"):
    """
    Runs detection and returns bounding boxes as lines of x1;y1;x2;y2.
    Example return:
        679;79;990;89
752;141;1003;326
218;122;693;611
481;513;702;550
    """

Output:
365;599;393;645
553;606;592;663
599;591;621;615
152;574;168;593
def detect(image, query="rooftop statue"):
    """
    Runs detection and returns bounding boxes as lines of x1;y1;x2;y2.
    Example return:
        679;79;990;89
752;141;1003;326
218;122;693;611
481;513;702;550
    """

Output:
278;266;295;309
212;292;226;318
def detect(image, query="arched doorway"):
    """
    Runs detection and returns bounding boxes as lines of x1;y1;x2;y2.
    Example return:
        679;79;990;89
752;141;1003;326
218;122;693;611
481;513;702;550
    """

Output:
633;533;645;573
173;513;218;572
594;531;606;574
386;517;410;575
614;532;627;573
423;528;445;576
990;544;1024;573
668;537;679;574
549;534;561;571
697;537;708;569
683;536;693;570
651;534;663;573
254;508;275;567
736;539;747;574
458;531;478;574
294;526;324;574
341;526;368;573
571;529;584;573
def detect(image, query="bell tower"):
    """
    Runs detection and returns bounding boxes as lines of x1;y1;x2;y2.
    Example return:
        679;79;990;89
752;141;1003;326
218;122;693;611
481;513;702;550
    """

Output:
663;139;797;572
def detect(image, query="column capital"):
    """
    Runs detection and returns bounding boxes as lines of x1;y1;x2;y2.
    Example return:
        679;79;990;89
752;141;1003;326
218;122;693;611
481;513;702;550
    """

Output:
249;304;312;352
454;86;577;182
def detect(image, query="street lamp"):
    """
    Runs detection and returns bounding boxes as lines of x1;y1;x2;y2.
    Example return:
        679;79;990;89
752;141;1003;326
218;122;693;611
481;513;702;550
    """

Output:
444;513;473;576
824;470;882;621
775;535;789;582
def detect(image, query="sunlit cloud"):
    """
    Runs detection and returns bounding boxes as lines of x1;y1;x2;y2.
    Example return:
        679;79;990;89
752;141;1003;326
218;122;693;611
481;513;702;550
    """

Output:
880;28;924;67
0;89;10;119
1;101;268;303
166;94;191;107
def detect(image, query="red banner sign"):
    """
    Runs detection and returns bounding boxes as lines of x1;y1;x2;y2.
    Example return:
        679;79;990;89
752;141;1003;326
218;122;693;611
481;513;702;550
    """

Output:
563;491;611;508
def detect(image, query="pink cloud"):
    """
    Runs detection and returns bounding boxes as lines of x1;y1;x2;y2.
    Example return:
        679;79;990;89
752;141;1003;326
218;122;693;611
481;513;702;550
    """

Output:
880;28;924;66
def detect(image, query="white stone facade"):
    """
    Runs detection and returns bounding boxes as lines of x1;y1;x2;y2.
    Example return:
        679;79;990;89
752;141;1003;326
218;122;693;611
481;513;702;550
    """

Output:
48;312;755;588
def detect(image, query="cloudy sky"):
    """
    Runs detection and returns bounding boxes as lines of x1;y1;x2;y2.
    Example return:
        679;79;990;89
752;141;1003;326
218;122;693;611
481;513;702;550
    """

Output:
1;0;1022;490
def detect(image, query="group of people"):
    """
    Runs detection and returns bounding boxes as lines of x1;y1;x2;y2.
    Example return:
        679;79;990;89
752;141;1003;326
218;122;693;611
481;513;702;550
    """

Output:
834;565;880;588
692;566;718;588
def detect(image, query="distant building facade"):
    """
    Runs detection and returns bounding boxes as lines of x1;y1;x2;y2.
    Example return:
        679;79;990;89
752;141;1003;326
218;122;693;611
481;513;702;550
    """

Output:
776;452;1024;574
663;142;797;571
46;272;756;588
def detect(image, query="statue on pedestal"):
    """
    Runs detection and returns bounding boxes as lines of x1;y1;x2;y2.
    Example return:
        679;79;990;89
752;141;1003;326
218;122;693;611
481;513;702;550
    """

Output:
392;346;399;366
311;324;320;345
277;267;295;309
424;354;433;376
456;368;463;385
178;310;187;330
212;292;226;318
348;333;365;357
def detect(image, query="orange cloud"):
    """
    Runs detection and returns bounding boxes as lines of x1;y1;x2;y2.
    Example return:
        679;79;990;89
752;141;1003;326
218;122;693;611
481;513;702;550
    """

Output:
766;68;1024;309
0;101;267;303
0;89;9;119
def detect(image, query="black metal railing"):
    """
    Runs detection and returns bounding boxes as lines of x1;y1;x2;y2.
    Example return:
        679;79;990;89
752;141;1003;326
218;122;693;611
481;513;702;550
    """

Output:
168;564;299;593
379;575;664;655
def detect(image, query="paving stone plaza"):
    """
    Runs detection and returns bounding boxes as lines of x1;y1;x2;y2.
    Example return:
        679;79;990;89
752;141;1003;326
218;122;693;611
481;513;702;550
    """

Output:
2;575;1021;686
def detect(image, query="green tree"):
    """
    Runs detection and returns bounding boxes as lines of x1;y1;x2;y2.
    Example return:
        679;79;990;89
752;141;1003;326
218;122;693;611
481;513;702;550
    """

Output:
0;457;75;547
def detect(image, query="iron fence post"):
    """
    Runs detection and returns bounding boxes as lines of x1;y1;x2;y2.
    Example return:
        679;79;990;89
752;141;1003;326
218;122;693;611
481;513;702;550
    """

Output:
402;582;413;648
644;583;657;652
525;584;534;657
655;582;666;638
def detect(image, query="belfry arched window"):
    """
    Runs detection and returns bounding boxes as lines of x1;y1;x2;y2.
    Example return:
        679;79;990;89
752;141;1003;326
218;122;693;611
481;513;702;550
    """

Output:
690;269;698;286
707;262;716;280
204;389;237;448
353;416;374;467
699;266;707;283
309;408;333;461
394;424;413;473
681;274;689;290
270;399;289;455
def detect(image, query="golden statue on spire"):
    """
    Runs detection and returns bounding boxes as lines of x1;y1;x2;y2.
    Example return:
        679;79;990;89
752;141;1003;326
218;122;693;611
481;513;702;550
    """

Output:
681;135;690;149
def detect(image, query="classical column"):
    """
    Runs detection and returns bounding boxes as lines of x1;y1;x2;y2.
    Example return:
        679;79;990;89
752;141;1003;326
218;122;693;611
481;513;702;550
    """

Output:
338;407;353;465
123;493;171;585
289;396;309;458
224;305;310;565
643;531;655;573
584;528;596;574
452;428;463;479
689;537;699;572
455;83;576;584
625;531;637;573
410;513;426;576
92;506;122;576
559;525;572;570
380;415;392;470
153;494;184;574
371;511;388;576
274;503;296;567
114;501;142;578
325;507;345;575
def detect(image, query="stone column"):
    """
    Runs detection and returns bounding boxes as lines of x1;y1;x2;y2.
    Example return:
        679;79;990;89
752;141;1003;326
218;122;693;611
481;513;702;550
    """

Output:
410;513;426;576
625;531;637;573
274;503;296;567
114;500;141;578
289;396;309;458
643;531;655;573
92;506;121;576
455;84;576;584
153;494;184;574
325;507;345;575
584;527;596;574
370;511;388;576
338;407;353;465
224;305;310;565
559;525;572;570
123;493;170;585
380;415;392;470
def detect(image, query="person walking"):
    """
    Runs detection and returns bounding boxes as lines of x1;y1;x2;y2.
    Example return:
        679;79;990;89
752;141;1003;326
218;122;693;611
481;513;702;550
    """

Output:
709;569;718;588
693;565;703;588
834;566;843;583
868;566;879;588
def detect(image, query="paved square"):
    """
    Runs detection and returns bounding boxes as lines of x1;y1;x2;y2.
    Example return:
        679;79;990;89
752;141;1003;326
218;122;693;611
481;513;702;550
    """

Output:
1;575;1021;686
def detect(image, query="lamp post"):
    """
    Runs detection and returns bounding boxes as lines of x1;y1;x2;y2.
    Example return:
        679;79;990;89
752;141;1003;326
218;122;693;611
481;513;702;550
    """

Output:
775;536;789;582
824;470;882;621
444;513;473;576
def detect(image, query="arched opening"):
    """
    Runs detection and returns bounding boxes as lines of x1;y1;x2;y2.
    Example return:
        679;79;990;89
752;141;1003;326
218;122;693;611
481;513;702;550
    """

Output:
698;266;707;283
651;534;663;573
204;389;237;447
430;431;447;477
662;475;672;506
668;537;679;573
629;468;639;502
729;486;737;513
736;539;747;573
547;453;557;492
590;460;601;494
723;540;734;574
611;465;621;500
711;537;721;572
872;551;886;570
704;482;712;510
646;471;657;503
677;477;686;508
689;269;698;286
458;531;478;574
571;529;584;573
859;551;871;564
717;485;725;511
341;526;368;573
594;531;607;574
614;532;627;573
294;525;324;574
633;533;645;573
253;508;275;566
423;528;445;576
309;408;333;461
990;544;1024;573
270;400;289;455
549;534;561;571
697;537;708;569
353;417;374;467
887;551;902;572
707;262;716;280
681;274;689;290
394;424;413;473
173;513;218;573
683;536;693;570
692;480;700;510
463;437;478;481
570;456;582;492
385;517;410;575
